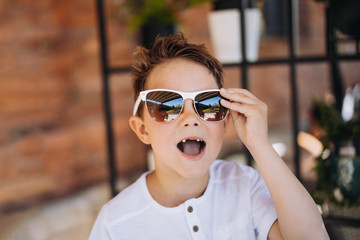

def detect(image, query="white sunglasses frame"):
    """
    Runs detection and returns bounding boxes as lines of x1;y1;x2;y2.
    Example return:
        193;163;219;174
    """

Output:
132;89;229;122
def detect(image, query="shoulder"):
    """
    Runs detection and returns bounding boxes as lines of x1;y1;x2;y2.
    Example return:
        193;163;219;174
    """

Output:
97;173;151;226
89;173;154;239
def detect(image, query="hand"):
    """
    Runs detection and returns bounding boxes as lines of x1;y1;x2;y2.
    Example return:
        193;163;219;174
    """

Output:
220;88;269;149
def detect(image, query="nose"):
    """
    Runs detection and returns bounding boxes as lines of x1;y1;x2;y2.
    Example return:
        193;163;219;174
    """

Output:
180;99;200;127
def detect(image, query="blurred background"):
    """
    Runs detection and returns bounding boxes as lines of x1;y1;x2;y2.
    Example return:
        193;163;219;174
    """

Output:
0;0;359;239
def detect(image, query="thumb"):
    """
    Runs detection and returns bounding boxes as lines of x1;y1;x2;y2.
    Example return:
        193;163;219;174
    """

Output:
230;110;246;127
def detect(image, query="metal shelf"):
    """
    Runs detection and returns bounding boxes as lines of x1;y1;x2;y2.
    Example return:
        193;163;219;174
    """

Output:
223;54;360;66
107;53;360;74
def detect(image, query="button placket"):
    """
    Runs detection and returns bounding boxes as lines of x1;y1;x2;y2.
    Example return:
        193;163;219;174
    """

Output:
184;200;204;239
187;205;198;233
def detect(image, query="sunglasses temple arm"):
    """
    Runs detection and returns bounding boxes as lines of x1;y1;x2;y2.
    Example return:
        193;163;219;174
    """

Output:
132;95;143;116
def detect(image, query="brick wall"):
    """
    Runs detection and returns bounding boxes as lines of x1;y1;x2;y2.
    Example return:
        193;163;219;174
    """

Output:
1;0;359;212
0;0;147;212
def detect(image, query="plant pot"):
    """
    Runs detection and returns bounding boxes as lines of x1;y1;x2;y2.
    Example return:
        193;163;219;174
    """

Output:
213;0;241;10
328;141;360;202
335;155;360;201
330;0;360;39
141;24;176;49
207;8;262;64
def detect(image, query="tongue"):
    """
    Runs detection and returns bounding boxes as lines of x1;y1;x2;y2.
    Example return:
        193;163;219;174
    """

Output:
183;141;201;156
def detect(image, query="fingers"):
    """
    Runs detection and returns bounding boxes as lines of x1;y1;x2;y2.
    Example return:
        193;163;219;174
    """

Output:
220;98;245;113
220;88;262;105
220;88;267;113
221;98;266;118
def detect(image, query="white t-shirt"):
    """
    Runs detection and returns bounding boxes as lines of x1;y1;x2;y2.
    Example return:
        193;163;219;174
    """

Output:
89;160;277;240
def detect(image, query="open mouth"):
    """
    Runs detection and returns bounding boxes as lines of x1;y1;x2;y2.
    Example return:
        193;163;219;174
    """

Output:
177;139;206;156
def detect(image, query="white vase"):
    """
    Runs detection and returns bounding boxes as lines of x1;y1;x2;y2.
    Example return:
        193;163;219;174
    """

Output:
208;8;262;64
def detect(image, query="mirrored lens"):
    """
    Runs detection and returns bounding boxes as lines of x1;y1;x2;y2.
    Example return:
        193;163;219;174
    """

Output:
146;91;183;122
195;92;228;121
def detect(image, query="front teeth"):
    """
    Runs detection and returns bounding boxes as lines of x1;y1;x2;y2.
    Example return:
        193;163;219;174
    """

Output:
182;139;202;142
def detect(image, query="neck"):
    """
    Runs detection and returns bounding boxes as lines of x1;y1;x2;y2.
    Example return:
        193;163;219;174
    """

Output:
146;170;209;207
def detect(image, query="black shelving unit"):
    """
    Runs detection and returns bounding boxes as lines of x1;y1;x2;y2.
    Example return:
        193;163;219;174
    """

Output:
95;0;360;235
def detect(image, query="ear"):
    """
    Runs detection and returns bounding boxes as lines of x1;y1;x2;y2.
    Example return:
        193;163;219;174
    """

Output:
129;116;151;145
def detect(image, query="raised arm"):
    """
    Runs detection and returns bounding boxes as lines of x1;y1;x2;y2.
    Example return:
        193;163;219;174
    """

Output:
220;88;329;240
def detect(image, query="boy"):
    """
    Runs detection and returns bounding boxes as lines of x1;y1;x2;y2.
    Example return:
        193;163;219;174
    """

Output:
89;33;329;239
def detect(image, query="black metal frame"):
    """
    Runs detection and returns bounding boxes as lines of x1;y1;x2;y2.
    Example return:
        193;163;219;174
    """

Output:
95;0;360;231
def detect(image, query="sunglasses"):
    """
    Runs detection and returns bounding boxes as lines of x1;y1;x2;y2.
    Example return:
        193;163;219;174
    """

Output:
133;89;229;122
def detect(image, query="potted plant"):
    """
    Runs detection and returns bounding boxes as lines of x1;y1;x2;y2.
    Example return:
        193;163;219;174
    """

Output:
207;0;264;64
310;86;360;207
111;0;214;48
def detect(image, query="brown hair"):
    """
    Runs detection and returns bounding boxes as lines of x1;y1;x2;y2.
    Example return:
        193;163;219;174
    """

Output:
131;33;223;116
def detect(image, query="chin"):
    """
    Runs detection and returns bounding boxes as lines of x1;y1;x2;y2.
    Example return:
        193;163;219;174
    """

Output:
178;159;213;180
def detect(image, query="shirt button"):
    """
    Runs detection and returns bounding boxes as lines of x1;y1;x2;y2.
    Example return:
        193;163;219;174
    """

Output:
193;225;199;232
187;206;193;213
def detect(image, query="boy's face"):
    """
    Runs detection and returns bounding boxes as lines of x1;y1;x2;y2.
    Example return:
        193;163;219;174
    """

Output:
130;58;227;181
